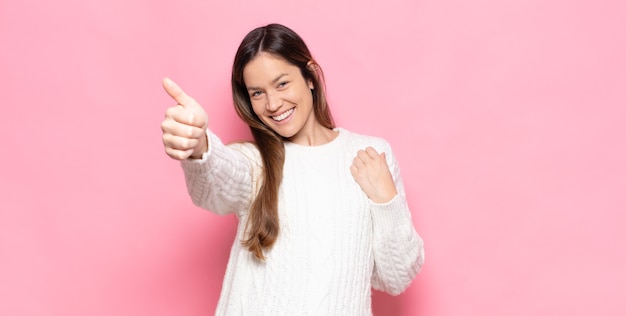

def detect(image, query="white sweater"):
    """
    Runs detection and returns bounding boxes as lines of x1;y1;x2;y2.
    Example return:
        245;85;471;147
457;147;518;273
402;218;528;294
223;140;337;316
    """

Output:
181;127;424;316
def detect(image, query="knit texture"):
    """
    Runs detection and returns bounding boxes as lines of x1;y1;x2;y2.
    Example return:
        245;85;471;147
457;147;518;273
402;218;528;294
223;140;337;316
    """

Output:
181;128;424;315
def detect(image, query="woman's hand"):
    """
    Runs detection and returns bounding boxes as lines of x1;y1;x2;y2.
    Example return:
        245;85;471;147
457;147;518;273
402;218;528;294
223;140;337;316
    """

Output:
161;78;209;160
350;147;398;203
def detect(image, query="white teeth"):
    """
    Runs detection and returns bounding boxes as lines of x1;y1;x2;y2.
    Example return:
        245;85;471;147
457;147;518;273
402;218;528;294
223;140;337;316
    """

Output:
272;108;294;121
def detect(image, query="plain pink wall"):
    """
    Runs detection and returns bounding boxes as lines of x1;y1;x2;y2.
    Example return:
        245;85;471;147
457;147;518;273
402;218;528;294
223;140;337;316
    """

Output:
1;0;625;315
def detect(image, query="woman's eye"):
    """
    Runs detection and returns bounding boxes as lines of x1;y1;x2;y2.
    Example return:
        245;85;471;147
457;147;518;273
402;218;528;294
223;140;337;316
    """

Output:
251;91;262;98
278;81;288;88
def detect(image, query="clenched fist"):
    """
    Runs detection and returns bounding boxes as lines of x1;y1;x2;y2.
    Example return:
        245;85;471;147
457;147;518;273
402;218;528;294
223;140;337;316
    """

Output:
350;147;398;203
161;78;209;160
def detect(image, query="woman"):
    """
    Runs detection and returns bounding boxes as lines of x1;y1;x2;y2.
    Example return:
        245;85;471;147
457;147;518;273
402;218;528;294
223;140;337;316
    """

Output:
161;23;424;315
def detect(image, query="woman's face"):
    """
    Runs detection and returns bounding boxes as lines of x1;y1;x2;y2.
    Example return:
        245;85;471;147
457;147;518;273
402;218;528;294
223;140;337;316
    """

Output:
243;52;316;141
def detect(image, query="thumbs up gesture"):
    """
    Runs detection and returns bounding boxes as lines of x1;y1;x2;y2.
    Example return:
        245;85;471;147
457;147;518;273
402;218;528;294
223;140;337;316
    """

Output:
161;78;209;160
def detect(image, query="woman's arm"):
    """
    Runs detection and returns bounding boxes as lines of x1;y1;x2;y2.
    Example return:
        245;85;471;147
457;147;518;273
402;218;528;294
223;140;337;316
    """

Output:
181;131;261;216
353;142;424;295
161;78;261;216
369;172;425;295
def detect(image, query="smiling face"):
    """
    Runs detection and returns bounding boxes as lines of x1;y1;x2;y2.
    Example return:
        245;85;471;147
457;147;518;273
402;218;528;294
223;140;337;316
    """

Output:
243;52;318;142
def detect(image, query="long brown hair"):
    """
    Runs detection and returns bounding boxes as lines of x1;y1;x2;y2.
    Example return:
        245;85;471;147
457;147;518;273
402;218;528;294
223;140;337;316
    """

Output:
231;23;335;260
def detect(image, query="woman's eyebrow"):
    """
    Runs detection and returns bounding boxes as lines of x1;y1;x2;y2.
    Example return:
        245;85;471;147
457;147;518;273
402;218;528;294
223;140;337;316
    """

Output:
247;73;288;91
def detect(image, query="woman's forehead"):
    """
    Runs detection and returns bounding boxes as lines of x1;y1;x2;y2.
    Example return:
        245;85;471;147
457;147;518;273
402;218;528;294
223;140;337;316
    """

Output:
243;53;300;84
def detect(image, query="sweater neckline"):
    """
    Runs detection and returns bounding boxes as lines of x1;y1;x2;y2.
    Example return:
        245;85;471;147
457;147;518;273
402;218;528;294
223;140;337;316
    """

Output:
284;127;348;154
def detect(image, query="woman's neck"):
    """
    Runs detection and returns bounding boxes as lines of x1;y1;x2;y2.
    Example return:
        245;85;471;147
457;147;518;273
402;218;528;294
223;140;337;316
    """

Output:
287;123;338;146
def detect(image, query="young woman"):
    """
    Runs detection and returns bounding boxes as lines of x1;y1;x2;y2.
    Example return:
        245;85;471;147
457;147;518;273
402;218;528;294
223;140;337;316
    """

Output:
161;23;424;315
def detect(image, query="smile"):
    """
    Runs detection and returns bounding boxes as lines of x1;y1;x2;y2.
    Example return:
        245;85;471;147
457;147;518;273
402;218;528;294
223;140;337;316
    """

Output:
272;108;294;122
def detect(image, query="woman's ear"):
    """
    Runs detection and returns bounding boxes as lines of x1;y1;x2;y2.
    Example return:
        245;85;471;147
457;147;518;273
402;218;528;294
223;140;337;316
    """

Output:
307;61;317;90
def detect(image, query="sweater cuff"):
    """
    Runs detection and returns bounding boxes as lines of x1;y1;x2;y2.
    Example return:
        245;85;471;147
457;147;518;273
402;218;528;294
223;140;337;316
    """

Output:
179;130;219;174
369;195;413;234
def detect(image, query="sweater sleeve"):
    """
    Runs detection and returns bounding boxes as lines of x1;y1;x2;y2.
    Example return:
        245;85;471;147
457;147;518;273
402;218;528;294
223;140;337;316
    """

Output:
370;143;425;295
179;130;262;217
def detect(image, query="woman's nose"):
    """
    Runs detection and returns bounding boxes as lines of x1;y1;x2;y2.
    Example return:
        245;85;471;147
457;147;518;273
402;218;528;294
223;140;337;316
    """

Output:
266;92;282;112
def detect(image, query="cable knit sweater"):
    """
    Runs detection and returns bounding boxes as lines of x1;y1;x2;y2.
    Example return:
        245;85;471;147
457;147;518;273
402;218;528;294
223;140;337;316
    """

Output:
180;127;424;316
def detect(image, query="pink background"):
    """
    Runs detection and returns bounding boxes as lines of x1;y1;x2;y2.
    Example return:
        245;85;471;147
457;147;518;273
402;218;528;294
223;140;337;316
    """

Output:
1;0;625;315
